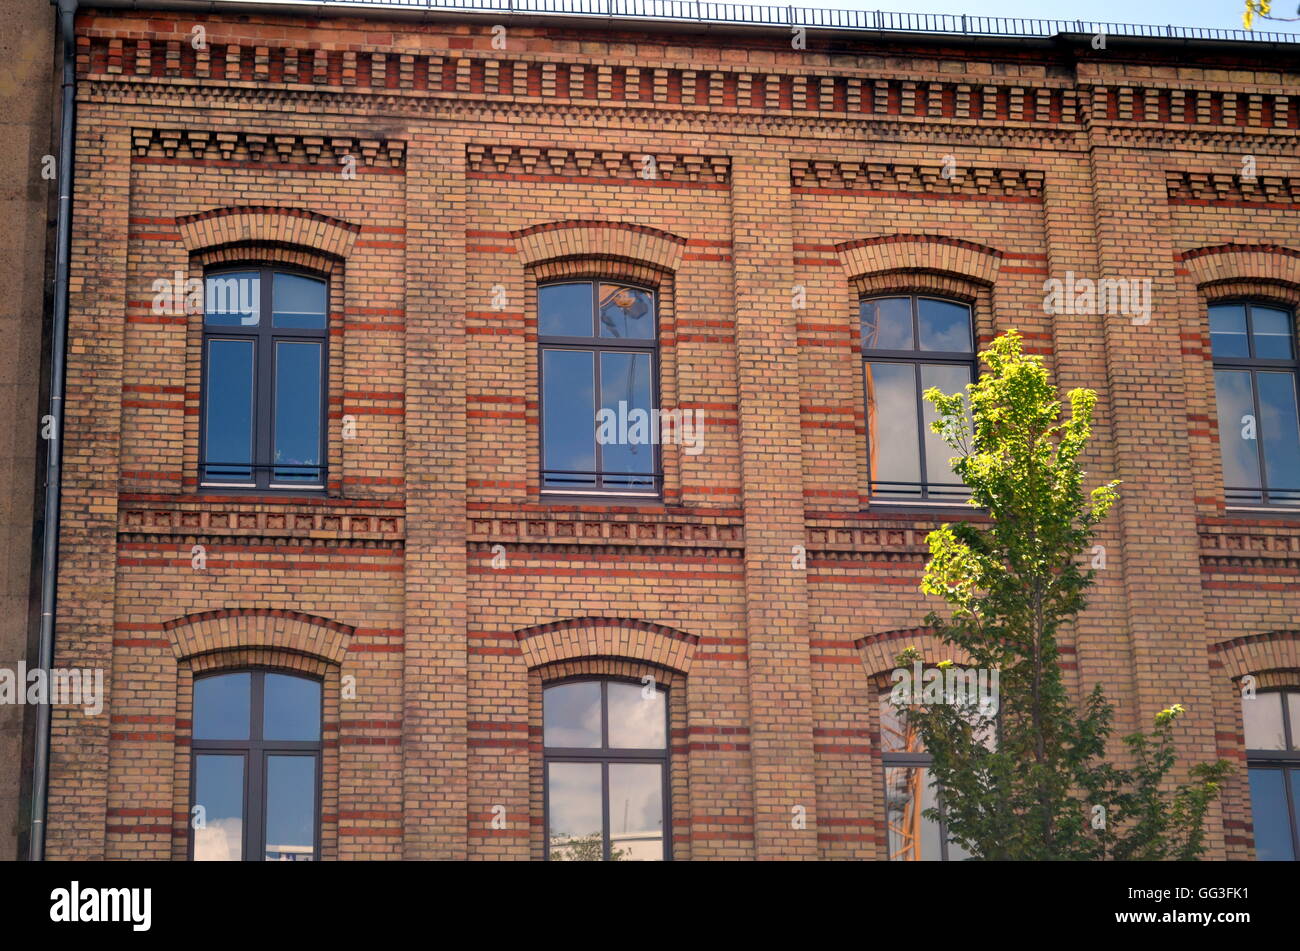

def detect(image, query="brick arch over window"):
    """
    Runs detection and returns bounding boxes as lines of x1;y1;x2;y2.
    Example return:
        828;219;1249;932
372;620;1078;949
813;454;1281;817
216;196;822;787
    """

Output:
512;220;686;273
1181;243;1300;290
1211;629;1300;683
855;626;977;683
177;205;360;258
1208;630;1300;861
166;608;347;861
164;607;354;669
514;616;698;674
836;234;1004;288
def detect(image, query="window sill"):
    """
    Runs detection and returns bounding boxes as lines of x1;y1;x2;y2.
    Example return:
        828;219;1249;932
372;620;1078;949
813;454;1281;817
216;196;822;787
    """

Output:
1224;504;1300;519
539;491;665;507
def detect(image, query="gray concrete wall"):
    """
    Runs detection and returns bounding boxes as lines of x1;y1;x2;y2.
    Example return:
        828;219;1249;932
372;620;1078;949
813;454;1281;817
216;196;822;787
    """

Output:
0;0;57;861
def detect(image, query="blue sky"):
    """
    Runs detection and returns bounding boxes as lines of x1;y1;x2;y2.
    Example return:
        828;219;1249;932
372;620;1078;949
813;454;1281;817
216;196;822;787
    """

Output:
810;0;1300;33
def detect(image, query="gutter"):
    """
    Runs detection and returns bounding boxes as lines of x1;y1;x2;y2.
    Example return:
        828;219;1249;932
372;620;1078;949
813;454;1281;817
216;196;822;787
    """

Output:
29;0;78;862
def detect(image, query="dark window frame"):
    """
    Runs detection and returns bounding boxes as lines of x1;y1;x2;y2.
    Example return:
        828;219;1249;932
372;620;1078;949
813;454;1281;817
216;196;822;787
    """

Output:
1245;688;1300;861
537;280;663;498
860;294;976;504
199;264;329;493
541;675;672;861
1210;297;1300;507
188;668;323;862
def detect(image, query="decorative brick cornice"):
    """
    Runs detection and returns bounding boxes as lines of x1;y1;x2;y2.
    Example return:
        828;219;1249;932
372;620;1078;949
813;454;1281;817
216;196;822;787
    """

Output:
467;144;729;185
163;607;354;665
792;159;1044;199
833;233;1003;286
513;616;698;674
468;512;741;548
131;127;406;167
81;32;1300;135
1199;524;1300;571
511;219;688;272
1179;243;1300;289
119;499;404;542
1167;170;1300;205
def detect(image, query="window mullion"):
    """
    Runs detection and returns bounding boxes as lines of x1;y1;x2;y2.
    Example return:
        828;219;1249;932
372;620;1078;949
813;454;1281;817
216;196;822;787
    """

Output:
914;362;929;499
601;760;611;862
593;344;604;492
256;269;274;489
1250;369;1269;501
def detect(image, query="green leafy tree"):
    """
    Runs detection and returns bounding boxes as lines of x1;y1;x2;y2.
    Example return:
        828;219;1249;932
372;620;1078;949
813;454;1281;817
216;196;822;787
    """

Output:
894;330;1230;860
549;832;627;861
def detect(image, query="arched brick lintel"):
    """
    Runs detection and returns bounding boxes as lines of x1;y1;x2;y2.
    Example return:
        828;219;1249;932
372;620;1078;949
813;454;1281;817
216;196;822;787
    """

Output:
177;205;360;258
1182;243;1300;290
164;608;354;666
1210;630;1300;682
855;625;976;680
514;616;697;675
836;234;1003;287
512;220;686;273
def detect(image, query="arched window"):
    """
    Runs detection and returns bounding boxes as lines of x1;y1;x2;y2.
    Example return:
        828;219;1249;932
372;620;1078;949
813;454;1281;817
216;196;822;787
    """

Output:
1243;688;1300;860
190;670;322;861
201;266;328;491
861;295;974;502
1210;300;1300;506
538;281;660;495
543;678;669;860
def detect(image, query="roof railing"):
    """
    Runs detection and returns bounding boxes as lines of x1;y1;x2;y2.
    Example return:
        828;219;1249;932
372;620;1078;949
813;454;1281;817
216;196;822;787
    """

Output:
210;0;1300;44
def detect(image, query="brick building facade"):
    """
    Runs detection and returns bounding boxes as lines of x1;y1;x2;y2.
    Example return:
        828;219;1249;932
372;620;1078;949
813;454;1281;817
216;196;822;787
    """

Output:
36;1;1300;859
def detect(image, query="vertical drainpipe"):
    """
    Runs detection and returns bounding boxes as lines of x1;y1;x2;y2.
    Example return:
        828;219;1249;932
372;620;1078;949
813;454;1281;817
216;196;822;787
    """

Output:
29;0;78;862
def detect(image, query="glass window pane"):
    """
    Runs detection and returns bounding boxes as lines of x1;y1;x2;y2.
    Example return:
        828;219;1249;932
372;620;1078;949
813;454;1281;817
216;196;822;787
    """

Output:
921;363;973;497
1257;371;1300;500
607;682;666;749
1289;692;1300;751
263;674;321;742
598;284;655;340
542;349;597;490
918;299;973;352
264;755;317;861
866;362;920;496
539;283;593;337
1248;768;1296;861
879;697;923;754
547;762;604;860
1244;691;1286;750
1251;306;1294;360
1215;369;1263;500
193;672;250;741
203;339;255;481
598;351;656;488
543;681;602;748
608;763;664;861
193;754;244;861
885;766;944;861
1209;304;1248;358
271;273;326;330
861;297;913;350
204;271;260;327
272;341;323;483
